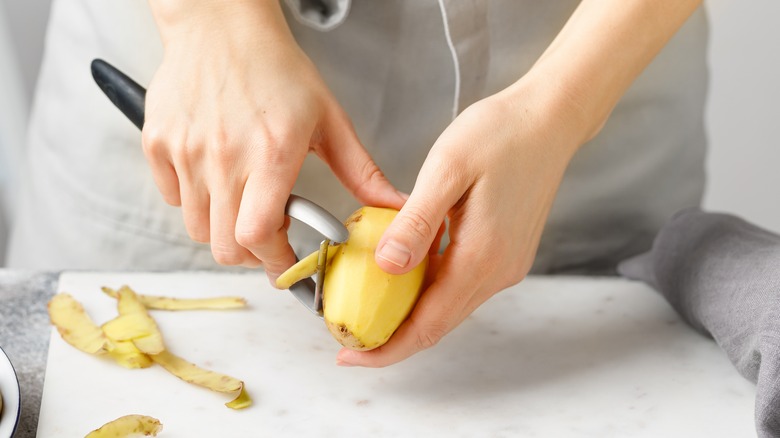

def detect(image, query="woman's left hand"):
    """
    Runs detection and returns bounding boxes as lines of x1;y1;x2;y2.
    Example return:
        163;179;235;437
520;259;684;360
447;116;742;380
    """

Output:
335;78;590;367
333;0;703;367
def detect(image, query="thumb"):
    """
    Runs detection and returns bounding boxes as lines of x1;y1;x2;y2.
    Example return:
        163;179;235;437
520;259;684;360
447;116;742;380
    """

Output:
375;164;466;275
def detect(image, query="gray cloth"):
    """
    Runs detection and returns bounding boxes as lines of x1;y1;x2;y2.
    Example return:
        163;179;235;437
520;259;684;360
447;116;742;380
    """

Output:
618;209;780;437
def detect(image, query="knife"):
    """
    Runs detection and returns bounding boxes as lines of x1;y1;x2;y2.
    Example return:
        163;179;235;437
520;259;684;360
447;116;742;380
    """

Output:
90;58;348;318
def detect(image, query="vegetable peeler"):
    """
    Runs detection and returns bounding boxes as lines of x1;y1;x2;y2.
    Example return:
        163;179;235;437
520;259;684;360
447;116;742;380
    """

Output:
90;58;348;318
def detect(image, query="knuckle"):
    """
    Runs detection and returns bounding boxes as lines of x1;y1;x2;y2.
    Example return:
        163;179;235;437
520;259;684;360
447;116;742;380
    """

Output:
207;132;238;164
141;126;167;157
260;252;291;273
209;123;229;151
245;122;276;147
235;220;275;248
186;227;209;243
415;322;448;350
400;206;437;243
183;216;209;243
421;154;469;198
353;161;388;198
211;243;245;266
260;140;296;169
170;139;203;164
252;122;306;163
360;160;384;183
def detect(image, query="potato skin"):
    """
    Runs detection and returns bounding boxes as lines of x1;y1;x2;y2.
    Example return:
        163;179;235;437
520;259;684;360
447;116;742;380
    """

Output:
325;320;369;351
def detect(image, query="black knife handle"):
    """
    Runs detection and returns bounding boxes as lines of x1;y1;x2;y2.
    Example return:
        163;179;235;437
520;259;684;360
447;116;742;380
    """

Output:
91;59;146;130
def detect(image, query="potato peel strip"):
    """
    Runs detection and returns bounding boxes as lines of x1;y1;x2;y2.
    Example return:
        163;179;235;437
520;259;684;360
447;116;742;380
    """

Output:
48;293;112;354
85;414;162;437
113;288;165;355
102;286;247;310
151;350;252;409
275;246;339;290
48;287;252;410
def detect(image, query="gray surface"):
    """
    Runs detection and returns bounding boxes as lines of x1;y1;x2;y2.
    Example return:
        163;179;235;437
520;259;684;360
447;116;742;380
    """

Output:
0;270;57;438
619;209;780;438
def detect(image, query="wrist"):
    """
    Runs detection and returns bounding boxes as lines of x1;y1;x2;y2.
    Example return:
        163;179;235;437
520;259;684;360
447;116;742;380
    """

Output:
513;0;704;149
498;69;597;160
522;56;617;146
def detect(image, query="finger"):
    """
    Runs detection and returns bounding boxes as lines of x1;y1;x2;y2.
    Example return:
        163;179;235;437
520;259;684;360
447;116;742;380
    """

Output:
234;171;298;281
337;243;480;367
178;174;211;244
209;177;262;268
374;156;468;275
168;136;211;243
141;128;182;206
317;107;407;210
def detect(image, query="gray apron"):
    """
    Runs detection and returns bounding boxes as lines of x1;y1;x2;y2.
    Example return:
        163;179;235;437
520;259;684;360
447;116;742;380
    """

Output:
7;0;708;274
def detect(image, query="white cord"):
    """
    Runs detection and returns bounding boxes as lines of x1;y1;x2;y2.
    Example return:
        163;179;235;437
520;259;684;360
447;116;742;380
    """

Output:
437;0;461;120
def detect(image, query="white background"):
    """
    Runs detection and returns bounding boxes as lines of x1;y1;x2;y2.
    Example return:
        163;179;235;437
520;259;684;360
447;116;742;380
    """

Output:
0;0;778;265
702;0;780;233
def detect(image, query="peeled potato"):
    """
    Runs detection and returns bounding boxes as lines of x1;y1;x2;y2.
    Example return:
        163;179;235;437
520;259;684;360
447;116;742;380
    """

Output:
277;207;428;351
84;414;162;437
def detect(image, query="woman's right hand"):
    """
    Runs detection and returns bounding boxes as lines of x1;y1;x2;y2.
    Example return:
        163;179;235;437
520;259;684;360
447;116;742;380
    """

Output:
144;1;405;282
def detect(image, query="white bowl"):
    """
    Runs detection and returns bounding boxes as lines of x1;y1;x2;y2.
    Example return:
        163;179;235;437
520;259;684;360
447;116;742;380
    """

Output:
0;346;20;438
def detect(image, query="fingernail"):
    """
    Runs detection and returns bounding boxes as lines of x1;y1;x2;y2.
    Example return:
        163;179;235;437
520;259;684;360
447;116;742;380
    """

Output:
336;358;355;367
377;240;411;268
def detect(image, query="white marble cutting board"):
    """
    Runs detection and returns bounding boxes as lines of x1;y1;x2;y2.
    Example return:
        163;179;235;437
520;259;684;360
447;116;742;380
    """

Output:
38;272;756;437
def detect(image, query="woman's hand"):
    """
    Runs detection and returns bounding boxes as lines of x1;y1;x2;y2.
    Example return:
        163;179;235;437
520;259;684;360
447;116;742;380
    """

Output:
334;0;703;368
144;1;404;281
335;79;586;367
